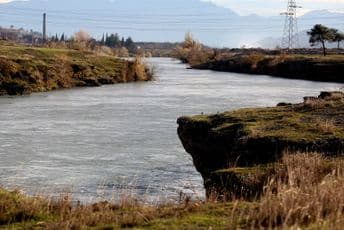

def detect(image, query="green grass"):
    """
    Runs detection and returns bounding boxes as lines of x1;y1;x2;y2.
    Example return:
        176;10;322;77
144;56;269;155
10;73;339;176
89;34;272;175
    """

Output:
0;42;152;95
290;54;344;61
184;94;344;142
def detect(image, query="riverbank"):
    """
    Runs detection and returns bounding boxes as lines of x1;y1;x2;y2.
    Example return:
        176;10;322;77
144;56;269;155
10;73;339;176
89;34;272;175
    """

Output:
173;34;344;83
1;152;344;229
192;54;344;83
0;42;153;96
178;91;344;199
1;91;343;229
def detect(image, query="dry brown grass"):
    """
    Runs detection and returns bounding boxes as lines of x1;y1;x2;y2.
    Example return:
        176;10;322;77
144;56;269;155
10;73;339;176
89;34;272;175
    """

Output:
303;96;322;107
241;54;265;69
132;55;154;81
316;118;337;134
251;153;344;229
0;188;205;229
1;153;344;229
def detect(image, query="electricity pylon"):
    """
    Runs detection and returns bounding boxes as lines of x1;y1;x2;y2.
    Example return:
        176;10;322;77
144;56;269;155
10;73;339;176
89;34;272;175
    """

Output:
281;0;301;50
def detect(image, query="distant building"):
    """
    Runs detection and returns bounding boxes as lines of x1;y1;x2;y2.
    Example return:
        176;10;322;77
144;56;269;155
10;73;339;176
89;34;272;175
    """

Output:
0;26;42;44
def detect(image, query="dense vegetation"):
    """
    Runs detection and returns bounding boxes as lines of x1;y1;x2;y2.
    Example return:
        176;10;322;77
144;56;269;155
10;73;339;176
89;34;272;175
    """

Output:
0;42;153;96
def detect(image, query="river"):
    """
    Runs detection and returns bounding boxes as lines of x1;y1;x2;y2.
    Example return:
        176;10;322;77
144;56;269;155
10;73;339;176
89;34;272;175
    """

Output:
0;58;342;202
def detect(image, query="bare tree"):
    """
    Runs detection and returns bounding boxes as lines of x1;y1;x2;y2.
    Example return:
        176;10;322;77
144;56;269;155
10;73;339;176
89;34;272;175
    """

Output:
73;29;91;43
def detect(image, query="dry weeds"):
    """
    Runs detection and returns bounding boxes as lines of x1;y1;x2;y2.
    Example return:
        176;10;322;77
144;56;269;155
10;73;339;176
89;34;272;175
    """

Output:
252;153;344;229
1;153;344;229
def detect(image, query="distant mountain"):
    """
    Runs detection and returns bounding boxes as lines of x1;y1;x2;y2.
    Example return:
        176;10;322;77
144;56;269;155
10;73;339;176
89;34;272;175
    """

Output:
0;1;343;47
258;31;340;49
299;10;344;32
0;0;240;46
257;10;344;48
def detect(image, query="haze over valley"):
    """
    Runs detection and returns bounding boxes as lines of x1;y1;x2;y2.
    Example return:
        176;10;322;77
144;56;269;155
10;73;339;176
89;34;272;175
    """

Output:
1;0;343;47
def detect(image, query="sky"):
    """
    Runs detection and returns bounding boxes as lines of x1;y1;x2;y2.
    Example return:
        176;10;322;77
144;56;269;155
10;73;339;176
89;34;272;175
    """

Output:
1;0;344;16
0;0;343;47
202;0;344;16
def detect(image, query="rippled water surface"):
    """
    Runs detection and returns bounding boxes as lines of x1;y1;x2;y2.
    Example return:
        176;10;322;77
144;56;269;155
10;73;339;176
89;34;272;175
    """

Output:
0;58;342;202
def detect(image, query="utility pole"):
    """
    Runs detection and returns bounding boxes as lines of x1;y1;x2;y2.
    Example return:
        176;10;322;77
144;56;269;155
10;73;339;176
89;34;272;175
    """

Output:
42;13;47;43
281;0;301;50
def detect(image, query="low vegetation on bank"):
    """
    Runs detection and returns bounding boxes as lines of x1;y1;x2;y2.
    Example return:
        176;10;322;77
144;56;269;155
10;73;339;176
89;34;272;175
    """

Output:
174;31;344;83
0;42;153;96
178;91;344;200
1;152;344;229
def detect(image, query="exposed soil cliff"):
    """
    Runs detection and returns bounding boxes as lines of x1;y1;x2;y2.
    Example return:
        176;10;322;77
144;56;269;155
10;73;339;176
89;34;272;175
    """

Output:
177;92;344;199
0;43;152;95
192;55;344;83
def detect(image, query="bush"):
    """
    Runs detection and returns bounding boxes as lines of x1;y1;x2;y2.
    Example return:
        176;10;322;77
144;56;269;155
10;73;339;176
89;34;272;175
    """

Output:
173;32;212;66
132;56;154;81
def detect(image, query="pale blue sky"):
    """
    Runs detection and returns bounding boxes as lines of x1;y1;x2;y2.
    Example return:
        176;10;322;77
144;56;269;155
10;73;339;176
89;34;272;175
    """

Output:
0;0;343;46
201;0;344;16
1;0;344;16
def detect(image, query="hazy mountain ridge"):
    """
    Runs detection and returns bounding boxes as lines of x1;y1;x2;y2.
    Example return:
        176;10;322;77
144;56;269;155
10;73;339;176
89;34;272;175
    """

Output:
257;10;344;48
0;0;343;47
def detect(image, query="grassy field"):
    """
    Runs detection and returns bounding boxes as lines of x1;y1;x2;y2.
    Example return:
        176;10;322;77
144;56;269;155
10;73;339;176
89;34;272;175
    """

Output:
1;153;344;229
0;42;152;95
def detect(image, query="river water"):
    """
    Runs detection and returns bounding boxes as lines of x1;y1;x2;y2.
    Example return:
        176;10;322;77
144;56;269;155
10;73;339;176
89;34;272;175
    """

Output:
0;58;342;202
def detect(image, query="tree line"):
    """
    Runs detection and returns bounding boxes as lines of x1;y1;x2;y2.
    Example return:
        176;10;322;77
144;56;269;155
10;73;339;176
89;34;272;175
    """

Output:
51;30;136;53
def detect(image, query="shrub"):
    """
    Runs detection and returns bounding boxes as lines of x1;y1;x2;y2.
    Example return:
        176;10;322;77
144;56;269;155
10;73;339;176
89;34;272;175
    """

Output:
132;56;154;81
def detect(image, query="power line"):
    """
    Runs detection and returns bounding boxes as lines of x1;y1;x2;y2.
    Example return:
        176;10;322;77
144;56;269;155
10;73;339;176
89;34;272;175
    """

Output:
1;5;343;20
1;11;343;27
1;4;343;37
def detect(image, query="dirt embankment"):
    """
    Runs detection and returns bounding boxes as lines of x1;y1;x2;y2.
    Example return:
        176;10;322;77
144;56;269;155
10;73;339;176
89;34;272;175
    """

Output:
192;55;344;83
0;44;153;96
178;92;344;199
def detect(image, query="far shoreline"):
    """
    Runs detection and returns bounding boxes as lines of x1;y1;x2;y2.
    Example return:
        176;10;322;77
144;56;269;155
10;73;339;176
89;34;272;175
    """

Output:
0;42;153;96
